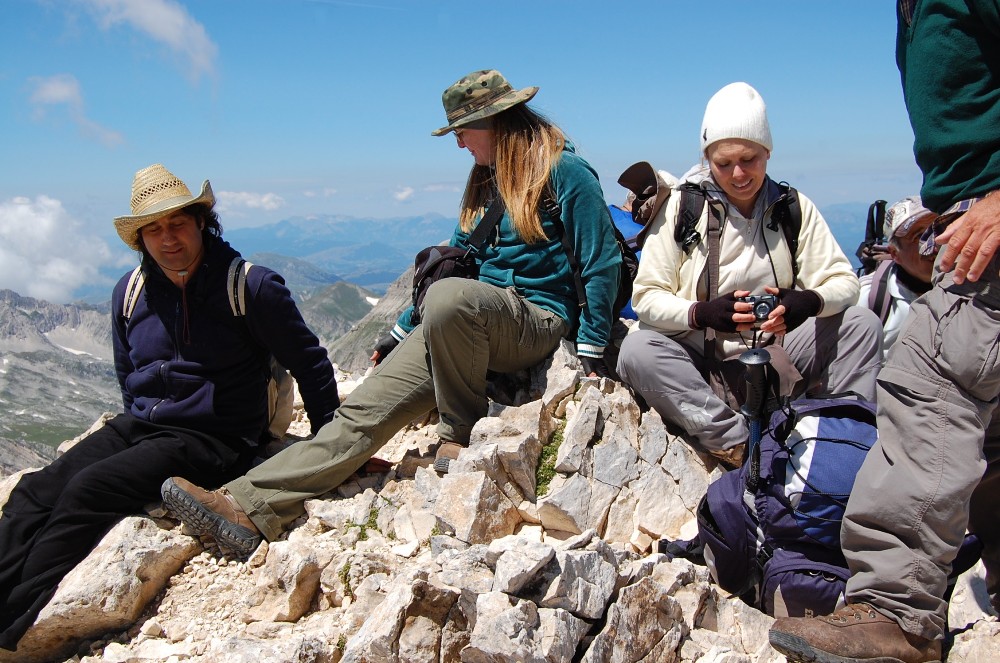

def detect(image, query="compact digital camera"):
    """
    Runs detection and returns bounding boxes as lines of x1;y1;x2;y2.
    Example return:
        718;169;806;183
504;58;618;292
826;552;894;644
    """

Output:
740;294;778;322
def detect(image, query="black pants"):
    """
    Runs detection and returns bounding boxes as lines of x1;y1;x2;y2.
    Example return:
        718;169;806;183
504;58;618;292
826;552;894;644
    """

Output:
0;414;255;651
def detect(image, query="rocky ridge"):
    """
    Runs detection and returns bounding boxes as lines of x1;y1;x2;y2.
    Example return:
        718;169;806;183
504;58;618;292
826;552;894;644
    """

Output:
1;343;997;663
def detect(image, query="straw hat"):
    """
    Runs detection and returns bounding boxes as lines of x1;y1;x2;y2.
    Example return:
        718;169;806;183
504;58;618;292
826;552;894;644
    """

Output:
114;164;214;251
431;69;538;136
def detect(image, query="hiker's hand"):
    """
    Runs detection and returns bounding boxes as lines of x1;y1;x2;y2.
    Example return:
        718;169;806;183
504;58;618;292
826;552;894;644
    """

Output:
371;334;399;365
691;290;755;333
580;356;612;379
936;192;1000;284
762;287;821;334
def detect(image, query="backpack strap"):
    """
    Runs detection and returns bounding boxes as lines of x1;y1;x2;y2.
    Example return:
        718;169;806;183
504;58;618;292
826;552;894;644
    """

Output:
122;265;145;322
466;195;507;253
125;259;254;321
675;185;705;254
542;194;589;310
227;257;252;317
767;183;802;284
674;186;733;400
703;202;728;412
868;261;894;325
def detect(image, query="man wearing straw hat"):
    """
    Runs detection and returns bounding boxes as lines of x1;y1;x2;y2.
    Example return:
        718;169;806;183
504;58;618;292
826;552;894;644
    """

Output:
0;164;340;651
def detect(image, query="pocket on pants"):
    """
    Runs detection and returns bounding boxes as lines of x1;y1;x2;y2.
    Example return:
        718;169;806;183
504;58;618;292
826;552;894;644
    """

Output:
930;290;1000;402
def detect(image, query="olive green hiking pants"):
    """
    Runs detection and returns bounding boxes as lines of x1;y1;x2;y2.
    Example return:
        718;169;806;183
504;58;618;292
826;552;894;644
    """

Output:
227;278;568;541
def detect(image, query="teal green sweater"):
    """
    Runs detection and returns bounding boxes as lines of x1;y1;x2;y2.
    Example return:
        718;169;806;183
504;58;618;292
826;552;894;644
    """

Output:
897;0;1000;211
394;146;621;358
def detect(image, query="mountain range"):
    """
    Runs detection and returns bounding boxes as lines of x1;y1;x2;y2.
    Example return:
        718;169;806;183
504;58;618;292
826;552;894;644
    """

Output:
1;202;874;455
0;290;118;453
226;213;457;292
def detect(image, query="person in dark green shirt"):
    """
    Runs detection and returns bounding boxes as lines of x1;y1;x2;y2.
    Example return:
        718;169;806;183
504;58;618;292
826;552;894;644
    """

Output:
769;2;1000;662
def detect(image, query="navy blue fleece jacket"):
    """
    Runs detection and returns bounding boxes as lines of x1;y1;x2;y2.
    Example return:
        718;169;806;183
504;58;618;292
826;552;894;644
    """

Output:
111;238;339;443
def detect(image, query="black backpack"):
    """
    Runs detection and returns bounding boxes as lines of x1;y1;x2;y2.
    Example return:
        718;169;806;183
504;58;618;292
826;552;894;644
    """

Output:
854;199;889;276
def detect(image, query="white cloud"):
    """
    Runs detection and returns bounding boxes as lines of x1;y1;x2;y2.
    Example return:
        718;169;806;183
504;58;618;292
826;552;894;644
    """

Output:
78;0;217;82
393;186;415;202
28;74;124;147
424;183;462;193
0;195;116;303
216;191;286;212
303;187;337;198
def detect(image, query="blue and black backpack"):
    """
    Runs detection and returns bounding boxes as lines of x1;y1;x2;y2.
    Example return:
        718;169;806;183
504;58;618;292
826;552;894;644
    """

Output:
696;396;877;617
685;394;982;618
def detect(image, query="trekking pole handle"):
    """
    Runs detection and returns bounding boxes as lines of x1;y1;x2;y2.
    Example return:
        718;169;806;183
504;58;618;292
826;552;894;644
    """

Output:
739;348;771;421
739;348;771;452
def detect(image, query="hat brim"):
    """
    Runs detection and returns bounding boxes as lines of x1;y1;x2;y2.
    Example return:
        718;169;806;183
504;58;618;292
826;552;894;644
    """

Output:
892;209;936;237
618;161;672;246
114;180;214;251
431;86;538;136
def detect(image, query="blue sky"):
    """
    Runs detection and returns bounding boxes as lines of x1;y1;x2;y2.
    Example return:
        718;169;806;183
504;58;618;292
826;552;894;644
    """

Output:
0;0;919;303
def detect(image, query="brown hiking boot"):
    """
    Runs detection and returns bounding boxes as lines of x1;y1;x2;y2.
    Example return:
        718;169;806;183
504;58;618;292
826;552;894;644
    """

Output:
161;477;262;558
769;603;942;663
709;444;745;470
433;440;466;474
354;456;393;478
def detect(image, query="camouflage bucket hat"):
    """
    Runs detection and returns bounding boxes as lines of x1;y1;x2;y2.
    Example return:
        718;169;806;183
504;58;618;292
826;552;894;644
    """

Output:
431;69;538;136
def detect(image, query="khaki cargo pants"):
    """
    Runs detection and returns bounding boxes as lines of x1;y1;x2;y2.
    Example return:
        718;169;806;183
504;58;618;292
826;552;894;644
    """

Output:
843;254;1000;640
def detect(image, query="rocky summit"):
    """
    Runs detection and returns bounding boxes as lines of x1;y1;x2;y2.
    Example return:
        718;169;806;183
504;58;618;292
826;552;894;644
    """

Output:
1;342;997;663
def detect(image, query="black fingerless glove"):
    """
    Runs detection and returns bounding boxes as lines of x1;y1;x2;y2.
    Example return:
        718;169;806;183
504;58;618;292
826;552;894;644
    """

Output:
372;334;400;365
691;293;741;333
775;288;822;332
580;356;612;379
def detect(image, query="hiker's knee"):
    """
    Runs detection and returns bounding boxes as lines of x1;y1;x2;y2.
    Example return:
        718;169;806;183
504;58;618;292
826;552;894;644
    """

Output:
841;305;883;340
422;277;480;327
618;331;690;382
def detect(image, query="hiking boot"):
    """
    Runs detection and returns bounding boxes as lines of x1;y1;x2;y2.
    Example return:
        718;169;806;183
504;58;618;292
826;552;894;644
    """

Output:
434;440;466;474
769;602;942;663
709;444;745;470
354;456;393;478
161;477;262;558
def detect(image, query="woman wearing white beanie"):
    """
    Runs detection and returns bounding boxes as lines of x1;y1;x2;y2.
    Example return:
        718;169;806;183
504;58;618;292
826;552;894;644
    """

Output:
617;82;882;466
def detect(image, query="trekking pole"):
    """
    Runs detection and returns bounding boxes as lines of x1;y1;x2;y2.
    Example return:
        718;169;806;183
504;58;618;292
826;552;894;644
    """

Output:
739;348;771;489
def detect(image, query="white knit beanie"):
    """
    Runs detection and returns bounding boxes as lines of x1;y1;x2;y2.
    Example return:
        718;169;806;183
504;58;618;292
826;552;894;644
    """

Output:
700;82;772;154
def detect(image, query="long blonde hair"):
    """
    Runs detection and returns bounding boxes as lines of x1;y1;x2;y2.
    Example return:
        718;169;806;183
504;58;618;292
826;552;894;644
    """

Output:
459;105;565;244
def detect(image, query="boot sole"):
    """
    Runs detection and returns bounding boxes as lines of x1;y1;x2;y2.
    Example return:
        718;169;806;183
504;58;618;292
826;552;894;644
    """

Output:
768;631;940;663
433;457;452;474
161;478;261;558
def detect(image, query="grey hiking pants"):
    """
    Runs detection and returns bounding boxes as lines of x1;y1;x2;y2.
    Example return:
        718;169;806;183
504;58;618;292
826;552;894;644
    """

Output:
843;254;1000;641
616;306;883;452
226;278;568;541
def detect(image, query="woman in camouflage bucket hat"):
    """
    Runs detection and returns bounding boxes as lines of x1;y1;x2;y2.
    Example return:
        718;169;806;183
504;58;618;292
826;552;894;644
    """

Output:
158;68;623;557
